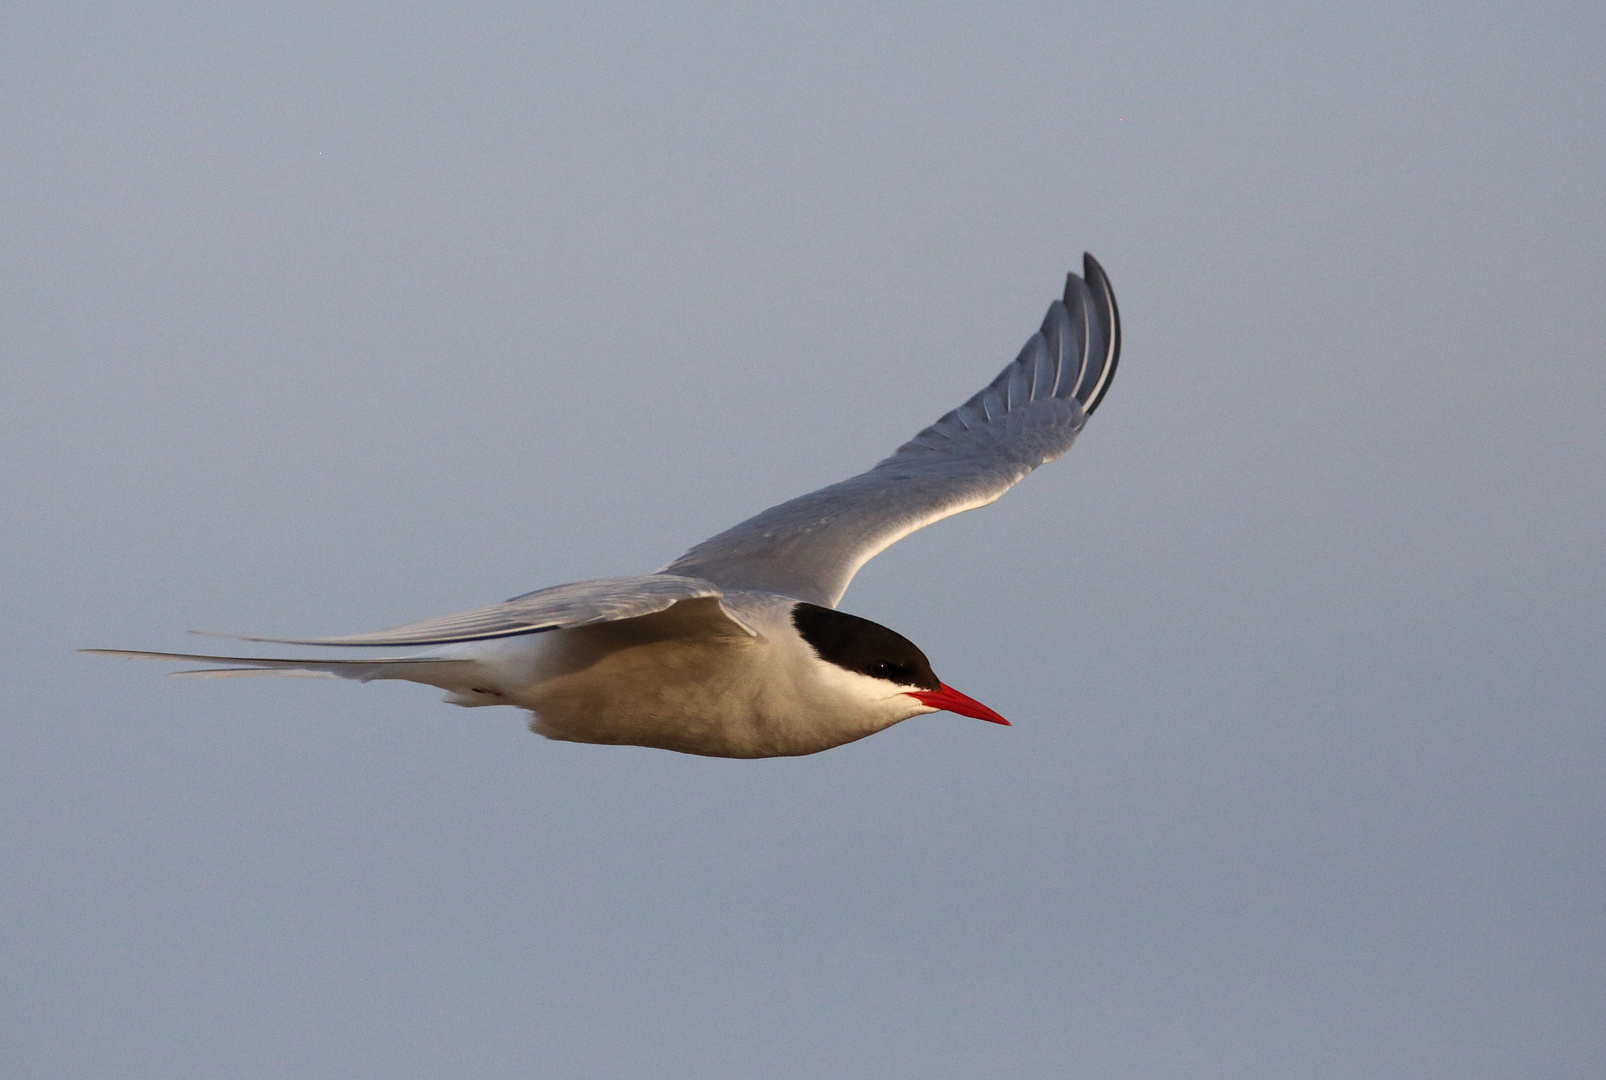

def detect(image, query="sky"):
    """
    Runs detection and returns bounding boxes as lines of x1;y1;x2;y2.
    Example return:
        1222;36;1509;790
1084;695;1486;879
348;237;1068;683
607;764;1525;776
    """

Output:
3;2;1603;1077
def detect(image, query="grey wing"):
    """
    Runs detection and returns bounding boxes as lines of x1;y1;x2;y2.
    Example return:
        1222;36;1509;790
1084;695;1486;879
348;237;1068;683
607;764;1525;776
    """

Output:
80;649;481;687
662;254;1120;608
190;573;744;647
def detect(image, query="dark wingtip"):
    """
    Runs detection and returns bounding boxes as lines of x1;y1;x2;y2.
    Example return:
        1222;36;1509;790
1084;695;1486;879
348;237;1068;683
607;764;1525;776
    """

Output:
1079;252;1121;415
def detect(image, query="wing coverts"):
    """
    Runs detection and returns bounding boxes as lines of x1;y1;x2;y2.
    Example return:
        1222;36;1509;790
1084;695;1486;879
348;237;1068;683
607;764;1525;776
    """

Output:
196;574;735;647
662;253;1121;607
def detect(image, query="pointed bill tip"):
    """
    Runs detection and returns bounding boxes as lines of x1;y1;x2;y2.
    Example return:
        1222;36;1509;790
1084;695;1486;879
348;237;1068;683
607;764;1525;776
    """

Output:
907;683;1011;726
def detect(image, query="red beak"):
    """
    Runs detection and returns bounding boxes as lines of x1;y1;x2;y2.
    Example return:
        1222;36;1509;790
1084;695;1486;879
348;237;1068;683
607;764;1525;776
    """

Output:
906;683;1010;726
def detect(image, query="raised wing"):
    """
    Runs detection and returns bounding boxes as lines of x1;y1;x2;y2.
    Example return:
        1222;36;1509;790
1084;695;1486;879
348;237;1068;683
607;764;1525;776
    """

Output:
662;253;1120;608
191;573;744;647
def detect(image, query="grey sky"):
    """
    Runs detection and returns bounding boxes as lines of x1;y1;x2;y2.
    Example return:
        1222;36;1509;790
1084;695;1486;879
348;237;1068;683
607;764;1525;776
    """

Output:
4;2;1603;1077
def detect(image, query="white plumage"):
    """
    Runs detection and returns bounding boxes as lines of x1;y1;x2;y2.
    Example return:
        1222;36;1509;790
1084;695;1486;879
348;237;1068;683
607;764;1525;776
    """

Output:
89;255;1120;758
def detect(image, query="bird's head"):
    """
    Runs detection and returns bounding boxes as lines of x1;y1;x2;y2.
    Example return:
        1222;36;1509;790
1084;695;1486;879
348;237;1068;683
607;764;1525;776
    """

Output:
790;602;1009;727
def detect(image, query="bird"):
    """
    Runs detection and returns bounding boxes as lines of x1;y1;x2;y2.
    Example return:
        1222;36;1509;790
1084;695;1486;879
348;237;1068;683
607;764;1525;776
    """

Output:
86;254;1120;758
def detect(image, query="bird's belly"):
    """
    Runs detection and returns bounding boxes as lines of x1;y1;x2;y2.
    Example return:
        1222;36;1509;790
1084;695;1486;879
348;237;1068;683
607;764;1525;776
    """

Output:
520;664;839;758
502;626;875;759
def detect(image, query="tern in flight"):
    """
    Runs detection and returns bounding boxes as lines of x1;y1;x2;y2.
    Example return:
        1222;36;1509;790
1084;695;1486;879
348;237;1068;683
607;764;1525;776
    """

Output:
89;255;1120;758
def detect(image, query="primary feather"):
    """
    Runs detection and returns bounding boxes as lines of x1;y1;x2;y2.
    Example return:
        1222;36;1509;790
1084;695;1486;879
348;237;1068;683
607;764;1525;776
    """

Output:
82;649;480;687
192;574;743;648
661;253;1120;607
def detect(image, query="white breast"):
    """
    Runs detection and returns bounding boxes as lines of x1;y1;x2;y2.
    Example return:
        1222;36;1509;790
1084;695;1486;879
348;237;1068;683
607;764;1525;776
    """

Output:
458;592;924;758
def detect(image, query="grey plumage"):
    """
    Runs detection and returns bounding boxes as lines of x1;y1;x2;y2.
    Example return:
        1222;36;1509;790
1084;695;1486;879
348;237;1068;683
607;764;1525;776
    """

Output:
660;253;1119;607
85;256;1121;757
186;574;742;648
81;649;476;684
